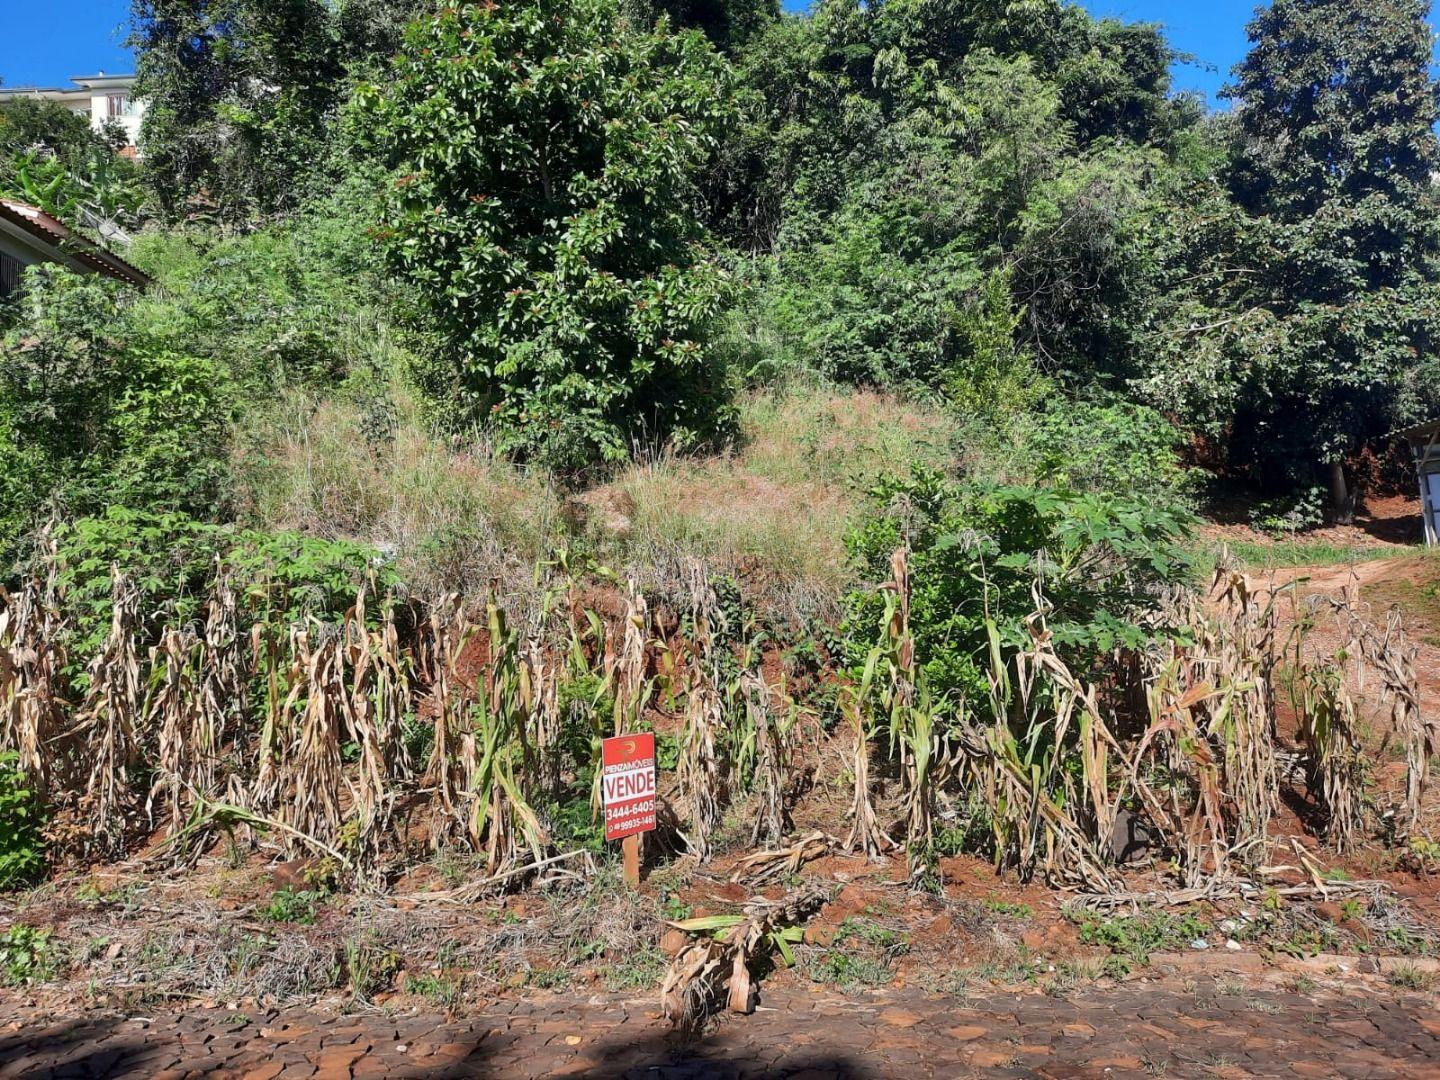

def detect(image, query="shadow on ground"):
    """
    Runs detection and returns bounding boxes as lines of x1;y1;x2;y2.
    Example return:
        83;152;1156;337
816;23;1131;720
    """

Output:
0;1006;883;1079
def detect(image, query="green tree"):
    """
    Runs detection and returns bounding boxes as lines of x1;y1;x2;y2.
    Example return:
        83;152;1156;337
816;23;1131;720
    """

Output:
1151;0;1440;516
0;270;230;564
365;0;737;472
131;0;342;222
704;0;1193;392
638;0;778;53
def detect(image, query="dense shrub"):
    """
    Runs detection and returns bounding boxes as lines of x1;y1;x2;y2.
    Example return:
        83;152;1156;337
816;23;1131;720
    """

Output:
51;508;392;664
0;753;43;892
0;271;230;566
1022;399;1197;505
365;0;738;472
0;97;144;230
124;176;402;403
847;469;1195;699
0;176;407;571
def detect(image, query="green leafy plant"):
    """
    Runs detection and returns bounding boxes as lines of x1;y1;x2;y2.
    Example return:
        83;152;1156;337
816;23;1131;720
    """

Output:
364;0;738;471
0;752;43;890
1070;909;1210;966
0;925;62;986
847;469;1195;700
259;887;326;926
1248;486;1327;535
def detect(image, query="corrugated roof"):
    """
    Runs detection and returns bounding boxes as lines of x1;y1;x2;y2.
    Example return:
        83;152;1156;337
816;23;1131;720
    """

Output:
0;199;151;289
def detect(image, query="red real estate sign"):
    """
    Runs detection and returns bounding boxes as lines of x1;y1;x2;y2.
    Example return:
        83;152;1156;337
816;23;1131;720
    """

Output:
601;732;657;843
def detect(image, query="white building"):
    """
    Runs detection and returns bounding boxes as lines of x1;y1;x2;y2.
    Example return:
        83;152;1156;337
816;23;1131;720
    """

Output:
0;73;144;151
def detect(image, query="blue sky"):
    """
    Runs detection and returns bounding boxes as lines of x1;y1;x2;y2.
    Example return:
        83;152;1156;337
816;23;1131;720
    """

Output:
0;0;1398;108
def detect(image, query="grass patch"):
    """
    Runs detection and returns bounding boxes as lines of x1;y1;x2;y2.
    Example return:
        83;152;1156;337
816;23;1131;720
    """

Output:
1388;962;1437;991
1217;540;1424;570
238;393;562;599
405;970;464;1007
600;945;667;992
1069;909;1210;967
804;917;910;992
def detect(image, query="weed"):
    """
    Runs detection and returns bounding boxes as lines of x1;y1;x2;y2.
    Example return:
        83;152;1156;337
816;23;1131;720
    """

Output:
345;933;401;1000
1388;962;1436;991
529;967;571;990
0;925;62;985
984;899;1034;919
258;887;325;925
0;752;43;890
841;917;909;953
1101;954;1132;980
405;970;464;1008
805;949;893;991
1046;959;1102;995
601;946;666;992
1070;910;1210;966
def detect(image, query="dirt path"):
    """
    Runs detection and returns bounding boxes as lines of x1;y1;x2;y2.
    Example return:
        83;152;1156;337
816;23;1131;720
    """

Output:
3;982;1438;1079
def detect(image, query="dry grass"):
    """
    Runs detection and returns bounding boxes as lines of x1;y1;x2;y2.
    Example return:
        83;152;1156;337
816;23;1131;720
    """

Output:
240;383;955;620
592;384;958;618
238;392;561;602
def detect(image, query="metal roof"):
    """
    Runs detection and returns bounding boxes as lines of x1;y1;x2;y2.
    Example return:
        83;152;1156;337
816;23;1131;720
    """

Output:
0;199;151;289
1387;417;1440;443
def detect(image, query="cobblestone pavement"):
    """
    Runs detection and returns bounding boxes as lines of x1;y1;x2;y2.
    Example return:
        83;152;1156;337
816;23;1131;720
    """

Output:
2;983;1439;1079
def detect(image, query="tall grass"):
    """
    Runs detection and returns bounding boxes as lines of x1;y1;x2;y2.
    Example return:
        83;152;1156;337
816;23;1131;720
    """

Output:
593;384;960;618
236;392;562;601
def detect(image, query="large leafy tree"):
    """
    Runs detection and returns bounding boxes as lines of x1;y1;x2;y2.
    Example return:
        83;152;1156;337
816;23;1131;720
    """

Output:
1149;0;1440;514
131;0;422;223
131;0;342;222
708;0;1186;393
366;0;736;472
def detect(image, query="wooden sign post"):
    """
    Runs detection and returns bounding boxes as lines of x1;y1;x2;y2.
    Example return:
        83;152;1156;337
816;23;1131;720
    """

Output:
601;733;657;888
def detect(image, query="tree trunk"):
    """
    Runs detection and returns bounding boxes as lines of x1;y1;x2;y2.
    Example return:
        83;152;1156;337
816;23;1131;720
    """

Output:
1328;459;1355;525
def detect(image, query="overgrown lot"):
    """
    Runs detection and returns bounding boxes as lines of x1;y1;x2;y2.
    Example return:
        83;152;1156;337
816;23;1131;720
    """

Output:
3;0;1440;1025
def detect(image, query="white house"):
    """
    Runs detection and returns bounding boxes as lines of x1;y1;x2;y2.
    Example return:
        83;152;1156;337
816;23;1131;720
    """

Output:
0;73;144;152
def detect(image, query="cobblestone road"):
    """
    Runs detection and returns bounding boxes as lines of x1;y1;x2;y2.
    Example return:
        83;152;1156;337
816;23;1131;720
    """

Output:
2;983;1438;1079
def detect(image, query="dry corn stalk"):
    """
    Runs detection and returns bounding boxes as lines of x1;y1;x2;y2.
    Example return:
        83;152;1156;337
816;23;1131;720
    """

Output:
1134;664;1234;884
613;578;649;736
1292;656;1365;851
200;560;247;764
527;636;563;797
730;829;829;885
843;682;889;856
0;572;68;795
424;593;474;840
661;884;827;1029
465;603;550;877
678;563;725;860
344;587;411;867
145;627;202;836
75;568;144;857
1323;592;1432;832
288;627;347;848
743;671;789;847
957;609;1120;891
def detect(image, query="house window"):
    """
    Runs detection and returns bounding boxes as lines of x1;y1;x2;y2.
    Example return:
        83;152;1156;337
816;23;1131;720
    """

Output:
0;252;23;299
107;93;132;118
